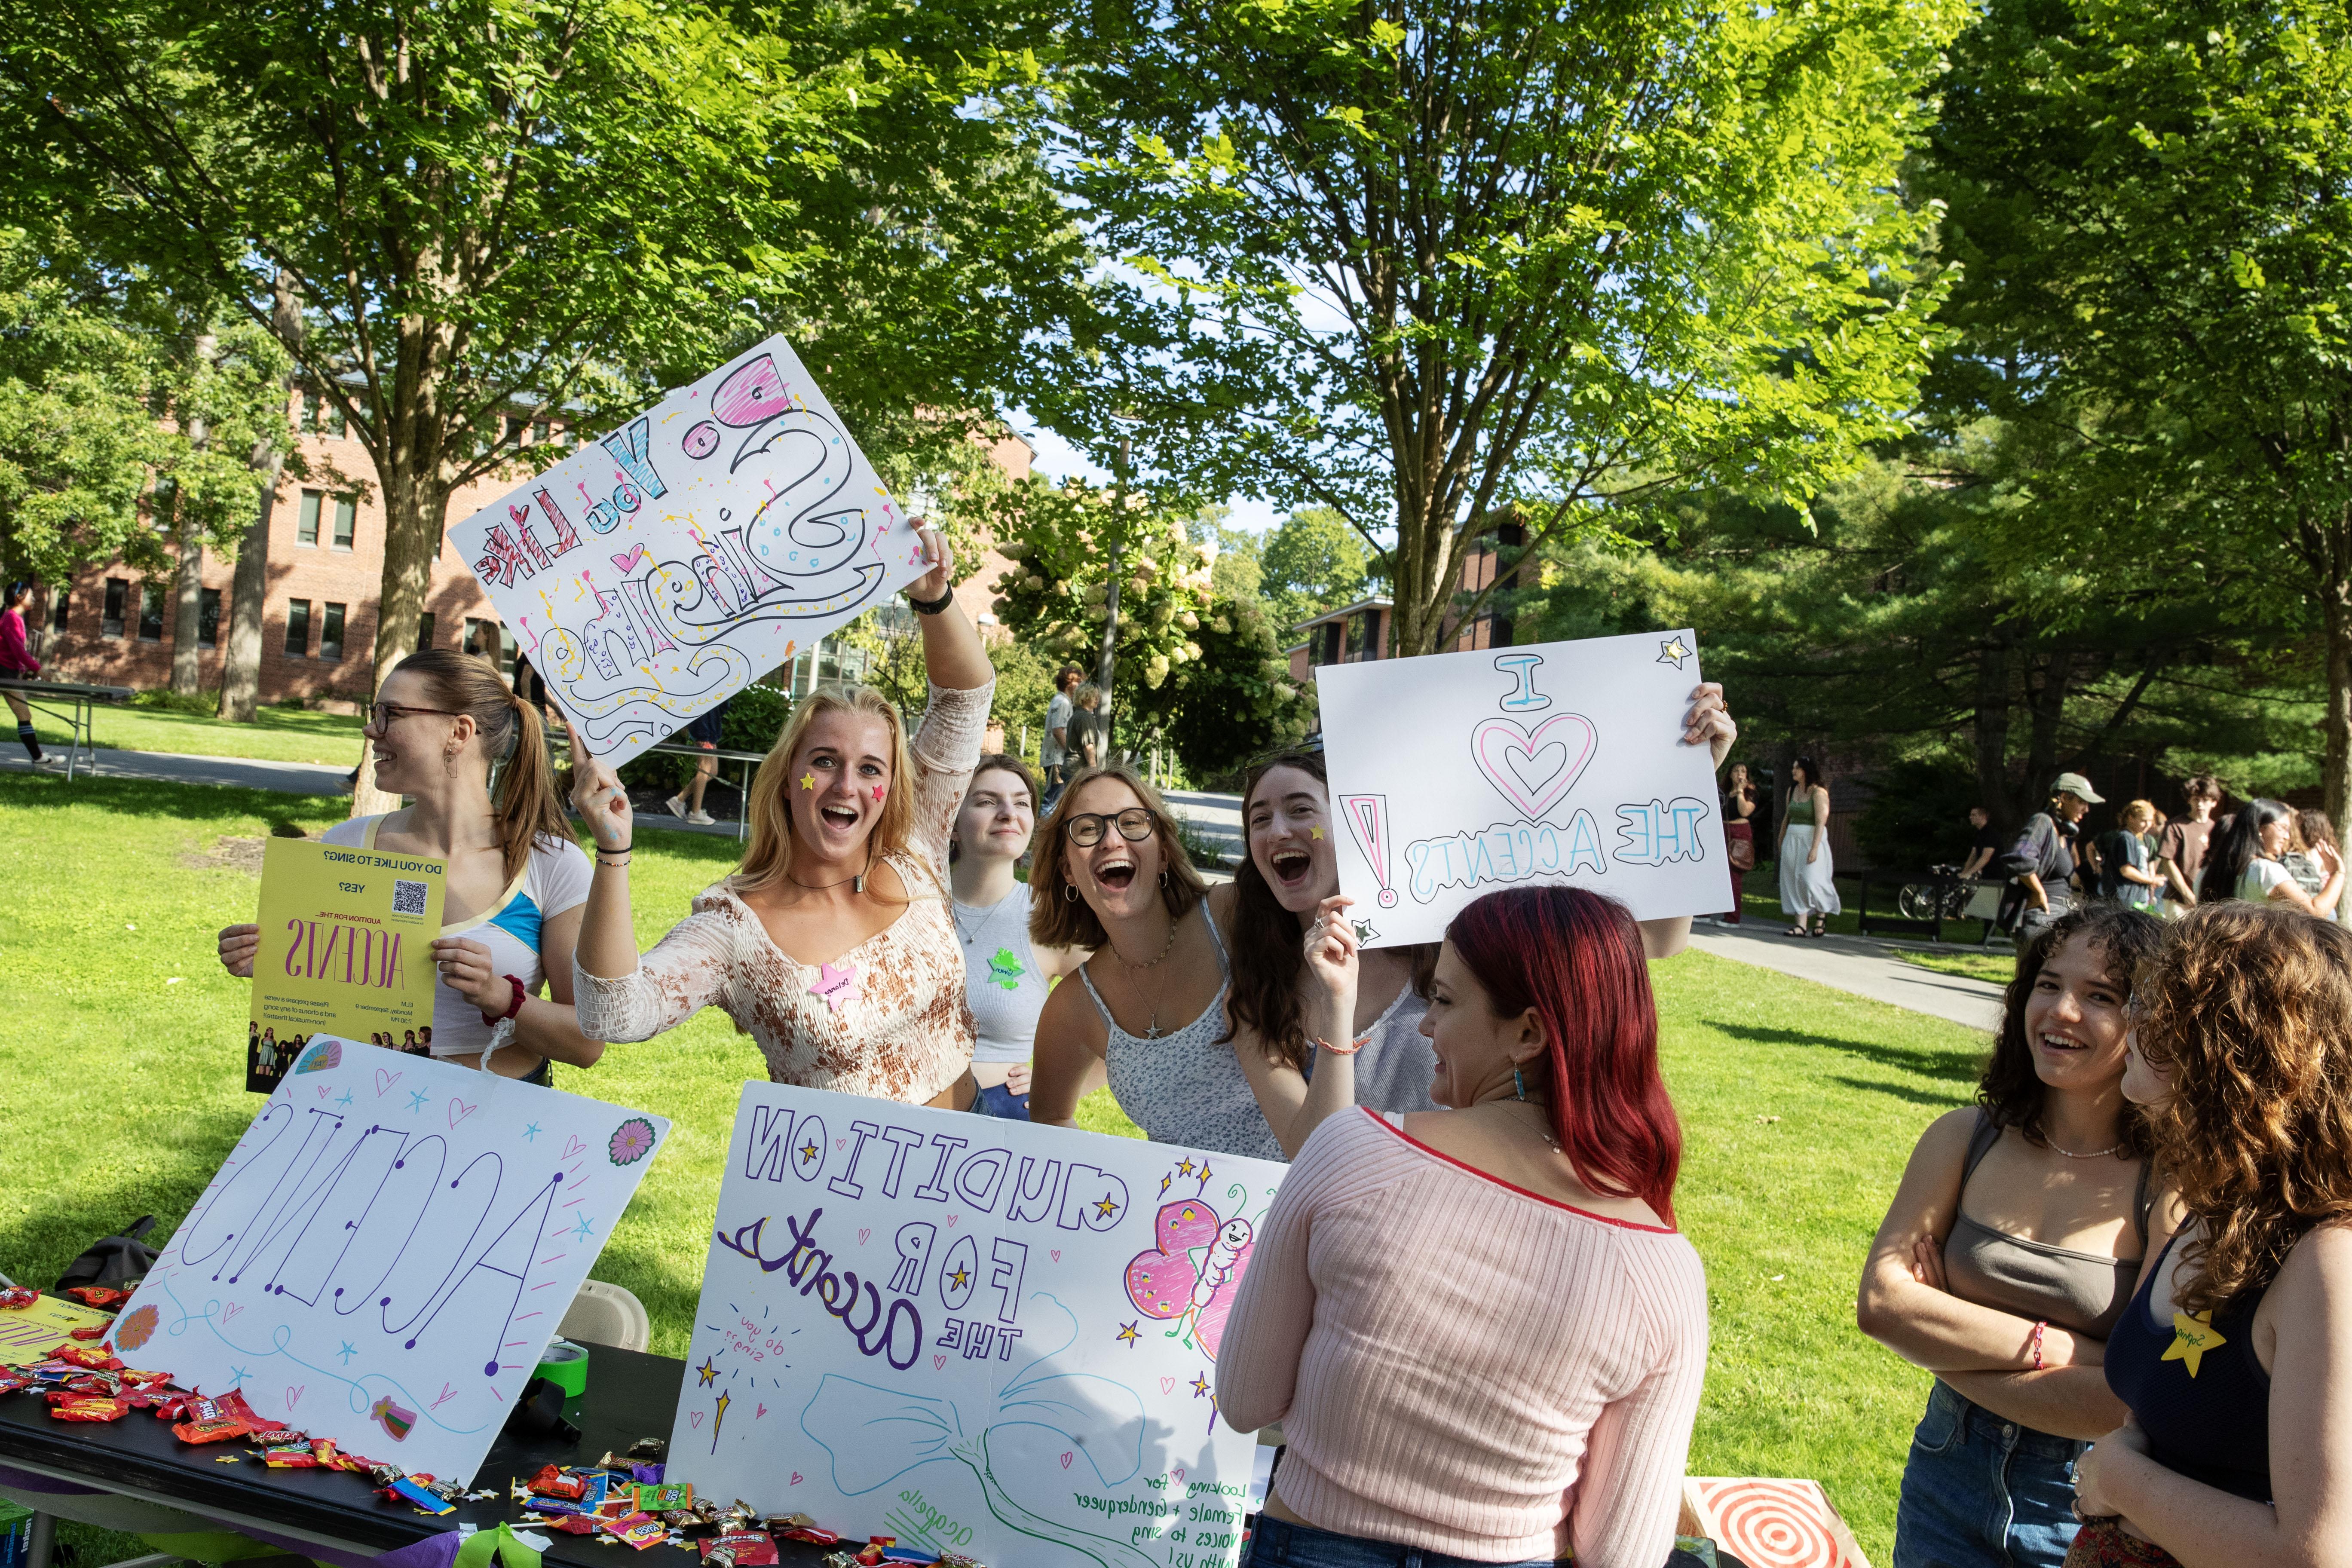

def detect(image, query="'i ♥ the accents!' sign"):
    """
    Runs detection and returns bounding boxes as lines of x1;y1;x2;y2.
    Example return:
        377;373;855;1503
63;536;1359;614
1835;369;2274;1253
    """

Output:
1316;630;1728;946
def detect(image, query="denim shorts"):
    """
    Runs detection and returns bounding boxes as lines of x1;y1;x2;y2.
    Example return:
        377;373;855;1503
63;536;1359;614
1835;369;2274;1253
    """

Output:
1893;1380;2087;1568
1241;1517;1560;1568
969;1082;1030;1119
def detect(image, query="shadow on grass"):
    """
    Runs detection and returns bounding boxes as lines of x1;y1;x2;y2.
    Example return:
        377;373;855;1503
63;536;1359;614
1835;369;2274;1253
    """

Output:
1706;1020;1988;1086
0;770;347;825
1827;1075;1971;1109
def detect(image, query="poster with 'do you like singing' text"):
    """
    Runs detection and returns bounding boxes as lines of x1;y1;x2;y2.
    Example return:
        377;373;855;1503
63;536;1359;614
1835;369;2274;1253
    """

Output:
669;1084;1288;1568
1317;629;1728;946
448;334;933;767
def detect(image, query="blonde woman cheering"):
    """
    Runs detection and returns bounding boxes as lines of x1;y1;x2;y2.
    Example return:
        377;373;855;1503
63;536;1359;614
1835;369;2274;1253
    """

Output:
567;528;995;1106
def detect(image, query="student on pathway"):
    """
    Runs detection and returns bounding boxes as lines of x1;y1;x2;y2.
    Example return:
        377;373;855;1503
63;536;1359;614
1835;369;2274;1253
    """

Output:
1858;903;2171;1568
1072;682;1104;769
2153;776;2220;910
948;753;1086;1118
1999;775;2099;940
566;527;997;1107
2096;801;2163;911
1721;761;1758;921
1217;886;1708;1568
216;649;605;1080
2069;902;2352;1568
664;695;732;826
1779;755;1838;936
2197;797;2344;916
2;582;44;763
1040;665;1081;811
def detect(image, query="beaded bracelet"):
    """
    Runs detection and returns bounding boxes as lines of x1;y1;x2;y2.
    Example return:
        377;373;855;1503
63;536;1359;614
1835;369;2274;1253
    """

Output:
1313;1034;1373;1057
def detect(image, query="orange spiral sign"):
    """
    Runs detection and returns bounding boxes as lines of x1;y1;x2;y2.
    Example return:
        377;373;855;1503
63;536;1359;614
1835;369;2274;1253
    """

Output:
1683;1477;1869;1568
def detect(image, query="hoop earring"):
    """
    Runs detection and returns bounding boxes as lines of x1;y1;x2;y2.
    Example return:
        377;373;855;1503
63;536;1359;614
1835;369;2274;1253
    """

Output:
1158;870;1168;888
1513;1066;1527;1101
1063;883;1078;903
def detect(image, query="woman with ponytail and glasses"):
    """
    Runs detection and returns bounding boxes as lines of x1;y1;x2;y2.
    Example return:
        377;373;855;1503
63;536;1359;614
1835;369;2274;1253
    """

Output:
1218;886;1708;1568
216;650;603;1081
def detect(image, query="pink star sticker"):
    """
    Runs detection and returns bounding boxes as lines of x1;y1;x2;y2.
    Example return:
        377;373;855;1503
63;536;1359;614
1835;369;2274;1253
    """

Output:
809;961;861;1013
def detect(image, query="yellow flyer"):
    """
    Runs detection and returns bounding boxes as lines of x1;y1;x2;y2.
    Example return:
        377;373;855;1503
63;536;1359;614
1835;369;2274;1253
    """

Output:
246;838;445;1093
0;1293;116;1361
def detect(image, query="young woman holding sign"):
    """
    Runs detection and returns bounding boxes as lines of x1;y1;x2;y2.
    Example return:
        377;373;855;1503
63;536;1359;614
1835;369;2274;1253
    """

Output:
567;527;997;1107
215;649;604;1081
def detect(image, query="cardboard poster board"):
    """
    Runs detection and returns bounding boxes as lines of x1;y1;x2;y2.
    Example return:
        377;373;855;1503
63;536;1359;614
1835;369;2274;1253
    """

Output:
1681;1476;1872;1568
113;1037;670;1484
1316;631;1727;946
447;336;931;767
668;1084;1288;1568
247;839;445;1093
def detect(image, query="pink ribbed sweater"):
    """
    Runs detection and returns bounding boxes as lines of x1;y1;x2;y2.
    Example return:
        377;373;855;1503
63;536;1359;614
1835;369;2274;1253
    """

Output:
1217;1109;1708;1568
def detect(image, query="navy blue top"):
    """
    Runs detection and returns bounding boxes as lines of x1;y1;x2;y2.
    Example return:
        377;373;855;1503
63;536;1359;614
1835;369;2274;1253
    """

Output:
2104;1231;2273;1502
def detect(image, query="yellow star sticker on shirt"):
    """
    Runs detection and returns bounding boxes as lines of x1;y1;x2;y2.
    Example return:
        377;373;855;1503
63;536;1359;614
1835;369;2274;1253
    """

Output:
949;1267;970;1289
1095;1196;1121;1219
799;772;816;790
2162;1309;2227;1377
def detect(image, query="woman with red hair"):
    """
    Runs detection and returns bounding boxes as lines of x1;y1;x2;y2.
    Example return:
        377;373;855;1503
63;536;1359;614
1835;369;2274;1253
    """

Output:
1216;885;1705;1568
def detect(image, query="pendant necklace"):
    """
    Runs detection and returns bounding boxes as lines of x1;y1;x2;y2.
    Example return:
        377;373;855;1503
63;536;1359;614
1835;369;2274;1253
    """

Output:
1113;913;1181;1038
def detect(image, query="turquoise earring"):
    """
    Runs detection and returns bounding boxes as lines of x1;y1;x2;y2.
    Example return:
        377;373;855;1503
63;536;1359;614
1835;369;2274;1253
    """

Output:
1513;1066;1527;1101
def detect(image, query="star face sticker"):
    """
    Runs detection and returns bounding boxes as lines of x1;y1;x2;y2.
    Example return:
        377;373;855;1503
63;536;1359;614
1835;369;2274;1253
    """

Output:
1116;1323;1140;1347
1310;827;1324;840
799;773;816;791
1657;634;1691;669
870;784;886;802
2163;1310;2227;1378
1190;1373;1212;1397
695;1356;720;1388
809;961;861;1014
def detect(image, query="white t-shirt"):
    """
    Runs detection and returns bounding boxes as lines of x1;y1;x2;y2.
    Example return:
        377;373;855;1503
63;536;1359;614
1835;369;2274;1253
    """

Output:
953;882;1051;1064
322;815;592;1058
1043;692;1073;766
2239;857;2295;903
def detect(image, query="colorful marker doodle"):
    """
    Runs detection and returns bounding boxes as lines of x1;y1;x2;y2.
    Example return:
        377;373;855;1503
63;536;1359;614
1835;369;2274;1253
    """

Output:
673;1086;1286;1568
1318;633;1729;946
448;337;932;767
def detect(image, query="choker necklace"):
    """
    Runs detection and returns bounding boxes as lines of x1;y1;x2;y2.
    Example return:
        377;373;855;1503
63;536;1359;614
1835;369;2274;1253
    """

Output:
1111;915;1180;971
2045;1136;2124;1160
787;844;876;896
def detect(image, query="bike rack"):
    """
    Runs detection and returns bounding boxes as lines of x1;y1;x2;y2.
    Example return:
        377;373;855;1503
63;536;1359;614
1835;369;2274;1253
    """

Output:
1856;868;1951;942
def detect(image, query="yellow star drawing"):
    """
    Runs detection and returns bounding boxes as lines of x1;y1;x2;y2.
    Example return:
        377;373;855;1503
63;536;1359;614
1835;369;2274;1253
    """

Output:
695;1356;720;1387
1190;1374;1212;1397
949;1267;971;1289
1175;1158;1196;1177
1657;635;1691;668
1310;827;1324;839
799;773;816;791
800;1141;820;1163
2162;1310;2227;1378
1094;1196;1120;1218
1116;1322;1140;1346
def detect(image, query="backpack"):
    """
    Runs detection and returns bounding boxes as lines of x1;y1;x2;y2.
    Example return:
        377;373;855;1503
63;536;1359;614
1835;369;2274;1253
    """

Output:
55;1216;159;1292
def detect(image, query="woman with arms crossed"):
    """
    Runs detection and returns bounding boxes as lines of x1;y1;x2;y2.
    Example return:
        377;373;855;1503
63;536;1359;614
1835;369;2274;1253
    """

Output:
2066;902;2352;1568
217;650;604;1080
1217;886;1707;1568
567;528;995;1106
949;754;1087;1118
1858;903;2171;1568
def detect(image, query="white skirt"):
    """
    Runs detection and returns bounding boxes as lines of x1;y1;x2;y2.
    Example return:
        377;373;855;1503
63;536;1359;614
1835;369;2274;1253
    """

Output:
1779;826;1841;916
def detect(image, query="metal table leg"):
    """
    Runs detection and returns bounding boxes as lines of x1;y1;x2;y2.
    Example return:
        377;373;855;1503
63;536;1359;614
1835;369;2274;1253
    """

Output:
26;1508;54;1568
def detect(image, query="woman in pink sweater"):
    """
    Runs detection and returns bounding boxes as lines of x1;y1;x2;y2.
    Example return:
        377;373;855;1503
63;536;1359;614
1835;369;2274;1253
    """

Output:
2;582;43;763
1217;886;1709;1568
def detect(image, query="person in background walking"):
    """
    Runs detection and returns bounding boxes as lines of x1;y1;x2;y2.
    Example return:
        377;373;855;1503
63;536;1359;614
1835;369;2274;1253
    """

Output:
1040;665;1081;811
1960;805;2002;880
2003;774;2099;941
2097;801;2163;911
2154;775;2220;911
1;582;44;764
1072;682;1104;770
2199;796;2344;916
664;695;732;827
1721;763;1757;922
1779;756;1838;937
949;753;1087;1118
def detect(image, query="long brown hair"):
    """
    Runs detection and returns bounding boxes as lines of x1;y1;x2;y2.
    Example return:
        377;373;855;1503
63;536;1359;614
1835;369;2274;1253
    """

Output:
398;649;567;883
2133;901;2352;1315
738;683;918;895
1028;764;1206;949
1979;901;2161;1159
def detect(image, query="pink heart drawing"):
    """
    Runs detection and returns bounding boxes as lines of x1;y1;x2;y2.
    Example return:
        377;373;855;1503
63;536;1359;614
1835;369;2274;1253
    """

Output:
1159;1376;1177;1394
1125;1199;1255;1360
689;1411;704;1429
610;544;649;574
835;1138;846;1150
790;1472;802;1486
222;1303;243;1322
1172;1467;1187;1483
316;1084;331;1099
1060;1453;1073;1470
932;1355;946;1371
374;1069;401;1097
946;1214;959;1229
858;1228;871;1246
1470;713;1599;821
285;1385;305;1412
756;1403;768;1420
1050;1250;1061;1263
561;1134;587;1159
447;1098;477;1129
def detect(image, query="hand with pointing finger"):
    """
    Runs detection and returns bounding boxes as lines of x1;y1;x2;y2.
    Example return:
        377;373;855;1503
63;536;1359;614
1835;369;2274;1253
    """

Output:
565;719;633;855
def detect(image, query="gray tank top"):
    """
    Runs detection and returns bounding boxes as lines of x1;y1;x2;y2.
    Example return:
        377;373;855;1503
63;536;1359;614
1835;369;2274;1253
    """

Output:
1348;984;1442;1116
1085;912;1287;1162
1942;1110;2152;1339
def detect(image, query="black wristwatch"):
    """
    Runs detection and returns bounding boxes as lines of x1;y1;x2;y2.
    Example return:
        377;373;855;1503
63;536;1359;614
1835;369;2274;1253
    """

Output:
905;585;953;616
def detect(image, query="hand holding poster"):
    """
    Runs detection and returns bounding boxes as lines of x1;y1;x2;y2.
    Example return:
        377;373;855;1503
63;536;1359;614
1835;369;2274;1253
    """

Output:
671;1084;1287;1568
1317;630;1724;946
113;1036;670;1484
447;335;931;767
247;838;445;1093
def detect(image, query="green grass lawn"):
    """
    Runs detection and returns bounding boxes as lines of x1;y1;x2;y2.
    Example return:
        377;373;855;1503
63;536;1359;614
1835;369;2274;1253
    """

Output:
0;775;1985;1563
17;700;371;765
1895;948;2019;986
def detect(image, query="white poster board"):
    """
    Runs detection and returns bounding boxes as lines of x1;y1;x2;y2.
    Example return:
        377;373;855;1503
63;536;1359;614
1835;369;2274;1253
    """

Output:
669;1085;1287;1568
1317;630;1726;946
111;1037;670;1482
447;336;929;766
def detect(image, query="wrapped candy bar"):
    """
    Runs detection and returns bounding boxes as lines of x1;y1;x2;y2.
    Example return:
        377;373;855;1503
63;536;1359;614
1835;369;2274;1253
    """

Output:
605;1514;671;1552
172;1414;253;1444
49;1395;129;1422
0;1286;40;1309
773;1523;840;1547
853;1539;896;1567
67;1326;109;1341
636;1483;692;1512
698;1532;777;1567
551;1516;598;1536
215;1391;287;1435
627;1438;668;1460
62;1287;131;1309
259;1440;321;1468
50;1344;124;1371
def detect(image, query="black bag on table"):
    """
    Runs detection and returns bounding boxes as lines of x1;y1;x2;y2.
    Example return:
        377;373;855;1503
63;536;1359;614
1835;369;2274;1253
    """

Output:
55;1215;159;1291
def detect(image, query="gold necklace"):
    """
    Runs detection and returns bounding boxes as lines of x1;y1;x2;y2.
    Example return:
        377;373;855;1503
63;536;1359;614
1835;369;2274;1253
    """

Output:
1112;913;1181;1038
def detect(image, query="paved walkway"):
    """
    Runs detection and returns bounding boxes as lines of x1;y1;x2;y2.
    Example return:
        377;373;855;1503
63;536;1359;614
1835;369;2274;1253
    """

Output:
1684;920;2005;1031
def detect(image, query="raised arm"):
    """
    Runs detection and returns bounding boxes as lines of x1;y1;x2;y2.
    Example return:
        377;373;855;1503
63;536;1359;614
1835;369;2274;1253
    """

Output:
1228;894;1363;1160
906;524;990;692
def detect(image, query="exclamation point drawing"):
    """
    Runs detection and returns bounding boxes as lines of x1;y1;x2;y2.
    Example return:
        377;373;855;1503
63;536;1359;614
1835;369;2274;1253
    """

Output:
1338;793;1399;908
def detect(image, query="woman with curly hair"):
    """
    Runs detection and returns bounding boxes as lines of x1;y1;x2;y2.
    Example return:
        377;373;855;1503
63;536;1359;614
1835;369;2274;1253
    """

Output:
1859;903;2173;1568
2069;902;2352;1567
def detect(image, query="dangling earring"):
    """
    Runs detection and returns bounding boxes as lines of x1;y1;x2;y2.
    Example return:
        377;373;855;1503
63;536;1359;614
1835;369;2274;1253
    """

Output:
1513;1066;1528;1101
1158;870;1168;888
1063;883;1078;903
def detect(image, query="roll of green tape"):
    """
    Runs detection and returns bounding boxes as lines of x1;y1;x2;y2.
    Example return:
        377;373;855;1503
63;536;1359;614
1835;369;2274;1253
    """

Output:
536;1338;589;1398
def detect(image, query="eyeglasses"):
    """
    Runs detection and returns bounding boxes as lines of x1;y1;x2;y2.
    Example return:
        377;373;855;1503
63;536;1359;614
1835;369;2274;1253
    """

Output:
1063;808;1157;848
365;701;466;734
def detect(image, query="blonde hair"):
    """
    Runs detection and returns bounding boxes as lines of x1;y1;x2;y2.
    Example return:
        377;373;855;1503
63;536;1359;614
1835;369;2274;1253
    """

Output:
738;683;919;894
2133;902;2352;1315
399;649;567;883
1029;764;1207;949
2123;799;2155;830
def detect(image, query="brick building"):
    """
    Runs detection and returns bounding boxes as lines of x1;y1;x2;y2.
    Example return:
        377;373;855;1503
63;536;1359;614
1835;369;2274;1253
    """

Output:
32;387;1031;707
1285;519;1525;686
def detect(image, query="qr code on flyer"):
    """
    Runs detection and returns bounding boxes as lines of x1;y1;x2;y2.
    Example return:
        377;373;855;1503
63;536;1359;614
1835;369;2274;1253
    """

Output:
392;879;429;916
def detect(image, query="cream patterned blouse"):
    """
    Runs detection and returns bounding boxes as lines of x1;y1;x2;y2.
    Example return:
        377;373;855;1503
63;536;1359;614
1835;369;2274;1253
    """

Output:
573;680;992;1102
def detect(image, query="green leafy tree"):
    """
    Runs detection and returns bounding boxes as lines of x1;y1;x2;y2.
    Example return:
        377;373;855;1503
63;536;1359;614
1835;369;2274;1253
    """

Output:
1260;506;1370;629
1921;0;2352;825
1042;0;1963;657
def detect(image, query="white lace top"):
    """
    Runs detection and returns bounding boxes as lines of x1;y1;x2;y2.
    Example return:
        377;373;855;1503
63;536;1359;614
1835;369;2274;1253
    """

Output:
573;680;993;1102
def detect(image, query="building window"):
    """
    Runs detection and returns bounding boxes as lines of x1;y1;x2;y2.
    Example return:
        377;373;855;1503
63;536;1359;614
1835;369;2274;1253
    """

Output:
285;598;312;658
138;582;165;642
531;419;549;445
102;579;127;638
150;477;178;532
321;602;346;662
297;490;322;547
331;496;356;551
198;588;222;648
301;391;346;437
51;591;67;634
416;612;435;652
502;415;525;446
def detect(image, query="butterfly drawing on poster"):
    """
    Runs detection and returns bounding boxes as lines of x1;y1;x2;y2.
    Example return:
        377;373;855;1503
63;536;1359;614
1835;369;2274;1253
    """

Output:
447;336;935;768
1124;1198;1254;1359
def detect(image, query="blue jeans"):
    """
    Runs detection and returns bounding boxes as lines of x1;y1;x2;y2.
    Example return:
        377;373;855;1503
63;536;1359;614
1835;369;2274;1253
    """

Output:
970;1082;1030;1119
1241;1518;1559;1568
1893;1380;2086;1568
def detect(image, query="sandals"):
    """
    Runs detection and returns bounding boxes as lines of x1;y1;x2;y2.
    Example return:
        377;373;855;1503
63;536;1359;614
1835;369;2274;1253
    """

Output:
1784;925;1809;937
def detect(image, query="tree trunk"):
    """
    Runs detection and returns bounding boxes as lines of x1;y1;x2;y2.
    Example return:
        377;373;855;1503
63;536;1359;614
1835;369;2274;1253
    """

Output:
1972;632;2013;830
217;465;277;722
170;527;205;694
349;459;451;815
2021;646;2074;817
2323;577;2352;842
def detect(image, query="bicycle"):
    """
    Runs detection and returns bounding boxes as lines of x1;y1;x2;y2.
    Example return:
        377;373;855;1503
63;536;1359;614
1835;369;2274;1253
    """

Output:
1897;863;1979;922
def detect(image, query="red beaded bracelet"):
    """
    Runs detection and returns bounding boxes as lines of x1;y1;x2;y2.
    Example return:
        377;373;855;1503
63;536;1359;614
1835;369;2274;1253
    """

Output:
2031;1319;2047;1371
